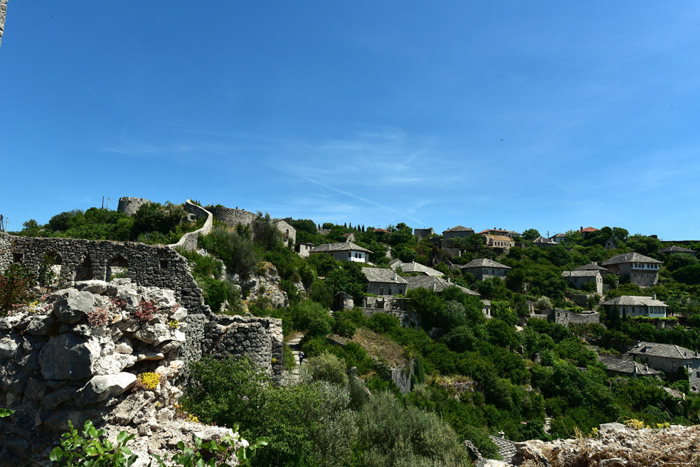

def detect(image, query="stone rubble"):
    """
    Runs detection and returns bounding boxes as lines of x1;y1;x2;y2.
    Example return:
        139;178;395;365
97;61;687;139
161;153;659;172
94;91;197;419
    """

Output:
0;279;279;466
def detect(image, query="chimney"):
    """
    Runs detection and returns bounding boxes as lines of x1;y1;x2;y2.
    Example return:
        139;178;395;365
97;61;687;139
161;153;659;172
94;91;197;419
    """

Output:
580;226;583;232
393;272;398;281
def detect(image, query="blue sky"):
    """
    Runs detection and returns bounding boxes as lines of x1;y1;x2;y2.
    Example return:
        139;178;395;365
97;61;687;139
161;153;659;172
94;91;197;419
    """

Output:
2;1;700;239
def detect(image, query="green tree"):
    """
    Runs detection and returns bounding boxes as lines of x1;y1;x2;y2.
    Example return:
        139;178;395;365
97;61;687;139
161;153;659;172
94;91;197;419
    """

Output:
521;228;541;241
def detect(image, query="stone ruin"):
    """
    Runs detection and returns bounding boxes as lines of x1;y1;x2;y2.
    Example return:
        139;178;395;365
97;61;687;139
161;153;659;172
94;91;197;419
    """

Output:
0;233;283;465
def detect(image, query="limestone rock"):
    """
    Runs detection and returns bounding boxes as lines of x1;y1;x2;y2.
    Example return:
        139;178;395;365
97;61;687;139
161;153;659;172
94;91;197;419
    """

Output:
39;333;96;380
54;290;95;324
75;373;137;406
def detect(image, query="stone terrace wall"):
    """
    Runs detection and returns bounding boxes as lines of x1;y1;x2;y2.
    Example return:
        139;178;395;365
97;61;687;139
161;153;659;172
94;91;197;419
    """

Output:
209;205;258;229
553;309;600;326
0;234;283;380
168;200;213;252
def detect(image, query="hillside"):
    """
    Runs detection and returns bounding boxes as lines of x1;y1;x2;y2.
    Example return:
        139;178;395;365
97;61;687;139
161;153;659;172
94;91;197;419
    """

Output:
3;199;700;465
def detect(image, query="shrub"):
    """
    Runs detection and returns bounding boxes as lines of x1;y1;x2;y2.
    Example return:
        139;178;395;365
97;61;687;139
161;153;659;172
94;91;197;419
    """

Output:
305;352;349;386
291;301;333;337
0;264;36;315
50;420;137;466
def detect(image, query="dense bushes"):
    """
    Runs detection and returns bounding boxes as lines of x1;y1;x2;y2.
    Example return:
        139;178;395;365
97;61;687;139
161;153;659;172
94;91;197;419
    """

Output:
199;226;257;278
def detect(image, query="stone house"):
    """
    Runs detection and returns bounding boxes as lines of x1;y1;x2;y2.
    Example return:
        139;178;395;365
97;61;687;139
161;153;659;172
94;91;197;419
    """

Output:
532;236;557;247
309;242;372;263
601;252;661;287
477;228;521;238
295;242;315;258
601;295;668;318
552;309;600;326
561;270;603;294
461;258;511;281
442;225;475;255
575;262;609;276
551;233;569;244
627;342;700;391
483;234;515;251
598;355;661;378
362;267;408;296
391;260;443;277
274;219;296;248
404;275;479;296
413;228;435;241
660;245;696;256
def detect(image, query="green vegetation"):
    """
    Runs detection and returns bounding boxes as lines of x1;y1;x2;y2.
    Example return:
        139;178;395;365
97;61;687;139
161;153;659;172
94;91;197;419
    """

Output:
14;203;700;463
16;203;204;245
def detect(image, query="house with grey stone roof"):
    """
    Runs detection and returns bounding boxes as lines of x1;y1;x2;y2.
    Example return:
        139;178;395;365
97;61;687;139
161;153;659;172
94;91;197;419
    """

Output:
575;262;609;274
660;245;696;256
413;227;435;240
404;275;479;296
562;269;603;294
551;232;569;244
601;295;667;318
361;267;408;296
391;260;443;277
532;236;557;247
461;258;511;281
310;242;372;263
442;225;475;256
598;354;661;377
601;252;662;287
627;342;700;391
274;219;296;248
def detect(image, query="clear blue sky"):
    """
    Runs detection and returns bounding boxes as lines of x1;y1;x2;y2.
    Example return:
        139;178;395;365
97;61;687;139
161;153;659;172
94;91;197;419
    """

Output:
2;1;700;239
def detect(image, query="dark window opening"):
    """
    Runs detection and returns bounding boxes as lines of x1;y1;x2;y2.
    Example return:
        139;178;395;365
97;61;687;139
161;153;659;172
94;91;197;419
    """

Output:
12;253;23;263
160;259;169;269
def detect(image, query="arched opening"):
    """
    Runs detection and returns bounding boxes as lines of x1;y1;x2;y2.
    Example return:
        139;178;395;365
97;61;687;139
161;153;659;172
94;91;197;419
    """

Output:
75;255;94;281
39;252;62;287
107;255;129;281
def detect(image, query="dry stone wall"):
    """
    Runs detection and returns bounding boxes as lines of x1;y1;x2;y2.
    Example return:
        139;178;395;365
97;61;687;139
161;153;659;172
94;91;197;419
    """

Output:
0;233;283;380
209;205;258;229
0;279;279;465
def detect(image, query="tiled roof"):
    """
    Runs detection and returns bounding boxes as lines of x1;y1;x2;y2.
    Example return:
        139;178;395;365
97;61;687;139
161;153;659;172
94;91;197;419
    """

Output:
629;341;699;360
361;267;408;284
310;242;372;254
602;295;667;307
601;252;661;265
404;276;479;295
581;227;598;233
462;258;511;270
390;260;444;277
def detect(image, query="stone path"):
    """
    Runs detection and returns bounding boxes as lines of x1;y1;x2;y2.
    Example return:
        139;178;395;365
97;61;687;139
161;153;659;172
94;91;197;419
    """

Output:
283;333;304;384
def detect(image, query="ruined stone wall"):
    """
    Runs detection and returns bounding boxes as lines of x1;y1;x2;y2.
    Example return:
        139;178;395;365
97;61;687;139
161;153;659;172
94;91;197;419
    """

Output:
552;310;600;326
0;234;283;380
168;201;213;252
209;206;258;229
116;197;153;217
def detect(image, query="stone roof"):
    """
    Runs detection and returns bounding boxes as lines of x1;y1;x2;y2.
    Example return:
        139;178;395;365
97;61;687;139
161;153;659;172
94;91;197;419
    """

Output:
629;341;700;360
602;295;667;308
390;260;444;277
310;242;372;254
361;267;408;285
552;233;568;238
575;262;609;272
562;270;600;278
489;435;516;464
443;225;474;233
533;236;557;245
601;252;661;266
405;276;479;295
598;355;661;376
462;258;511;270
660;245;696;254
